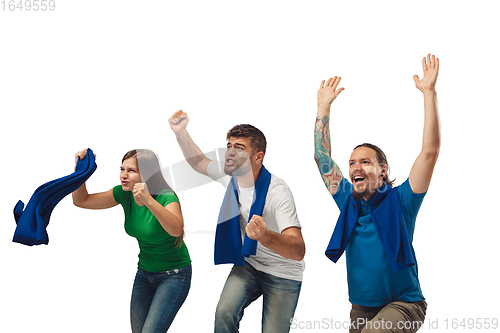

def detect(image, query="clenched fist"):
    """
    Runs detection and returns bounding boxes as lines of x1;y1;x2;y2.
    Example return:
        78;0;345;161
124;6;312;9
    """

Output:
133;183;151;206
246;215;269;242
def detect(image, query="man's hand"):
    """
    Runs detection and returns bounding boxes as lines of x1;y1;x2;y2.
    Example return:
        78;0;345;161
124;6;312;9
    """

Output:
246;215;269;242
317;76;344;107
413;54;439;92
133;183;151;206
169;110;189;134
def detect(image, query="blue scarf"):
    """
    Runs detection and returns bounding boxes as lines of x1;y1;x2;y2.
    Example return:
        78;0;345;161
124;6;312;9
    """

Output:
214;165;271;265
325;182;416;273
13;148;97;246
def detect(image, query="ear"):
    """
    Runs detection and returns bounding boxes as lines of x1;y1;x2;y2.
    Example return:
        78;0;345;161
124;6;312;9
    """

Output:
254;151;265;164
380;164;389;177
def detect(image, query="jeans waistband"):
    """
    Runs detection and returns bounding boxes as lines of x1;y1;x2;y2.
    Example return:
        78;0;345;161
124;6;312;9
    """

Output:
138;264;192;275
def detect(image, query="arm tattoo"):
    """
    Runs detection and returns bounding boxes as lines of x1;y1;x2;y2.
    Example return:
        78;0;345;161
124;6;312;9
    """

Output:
314;116;343;194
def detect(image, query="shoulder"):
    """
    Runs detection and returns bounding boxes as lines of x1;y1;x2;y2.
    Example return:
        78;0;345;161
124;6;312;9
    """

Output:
396;178;427;217
269;173;290;188
207;160;230;186
266;174;295;206
332;177;353;210
155;189;180;206
113;185;128;204
396;178;427;200
268;173;292;195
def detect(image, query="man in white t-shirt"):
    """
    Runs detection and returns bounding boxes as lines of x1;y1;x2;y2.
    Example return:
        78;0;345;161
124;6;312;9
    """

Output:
169;111;305;333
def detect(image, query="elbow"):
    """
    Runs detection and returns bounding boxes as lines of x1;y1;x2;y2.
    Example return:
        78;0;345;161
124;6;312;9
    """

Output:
423;146;440;163
72;198;84;208
169;228;184;238
293;252;305;262
314;153;320;165
290;243;306;261
168;221;185;238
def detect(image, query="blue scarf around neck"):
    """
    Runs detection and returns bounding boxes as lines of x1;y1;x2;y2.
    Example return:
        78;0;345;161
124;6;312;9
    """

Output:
13;148;97;246
325;182;416;273
214;165;271;265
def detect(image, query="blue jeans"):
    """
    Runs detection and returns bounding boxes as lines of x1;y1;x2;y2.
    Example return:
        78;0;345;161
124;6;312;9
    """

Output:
130;265;192;333
214;263;302;333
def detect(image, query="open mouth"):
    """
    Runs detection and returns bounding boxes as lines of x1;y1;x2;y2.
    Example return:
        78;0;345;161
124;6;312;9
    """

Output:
226;158;236;166
353;176;365;184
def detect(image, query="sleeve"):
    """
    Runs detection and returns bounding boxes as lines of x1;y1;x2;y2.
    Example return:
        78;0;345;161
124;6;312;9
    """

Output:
397;178;427;233
156;190;180;207
207;160;230;187
332;177;353;211
112;185;125;205
269;183;301;233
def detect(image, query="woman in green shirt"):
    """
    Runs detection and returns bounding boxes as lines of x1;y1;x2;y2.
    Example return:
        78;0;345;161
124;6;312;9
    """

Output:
72;148;191;333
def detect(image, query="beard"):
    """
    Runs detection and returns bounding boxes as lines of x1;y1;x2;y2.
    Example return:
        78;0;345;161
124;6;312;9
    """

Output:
224;151;252;176
224;164;239;176
351;189;364;201
351;180;384;201
224;159;252;176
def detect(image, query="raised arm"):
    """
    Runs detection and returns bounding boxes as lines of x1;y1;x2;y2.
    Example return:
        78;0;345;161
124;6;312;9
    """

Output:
314;77;345;195
409;54;441;193
72;149;118;209
169;110;212;176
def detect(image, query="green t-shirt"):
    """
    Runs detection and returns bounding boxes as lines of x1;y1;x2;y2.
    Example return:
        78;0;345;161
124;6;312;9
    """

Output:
113;185;191;272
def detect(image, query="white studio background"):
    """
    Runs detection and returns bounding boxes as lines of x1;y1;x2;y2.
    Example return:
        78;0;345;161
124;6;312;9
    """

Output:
1;1;499;332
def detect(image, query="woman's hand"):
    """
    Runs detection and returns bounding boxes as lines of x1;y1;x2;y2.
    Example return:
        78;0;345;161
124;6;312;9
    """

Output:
74;148;96;170
133;183;151;206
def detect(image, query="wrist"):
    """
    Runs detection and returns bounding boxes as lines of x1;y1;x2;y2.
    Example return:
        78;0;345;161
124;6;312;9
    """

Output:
143;194;155;207
317;103;331;117
258;229;273;244
174;128;189;138
422;88;437;97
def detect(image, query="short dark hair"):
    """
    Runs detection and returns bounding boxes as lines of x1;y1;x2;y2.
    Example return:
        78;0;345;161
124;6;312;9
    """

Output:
226;124;267;156
353;143;395;187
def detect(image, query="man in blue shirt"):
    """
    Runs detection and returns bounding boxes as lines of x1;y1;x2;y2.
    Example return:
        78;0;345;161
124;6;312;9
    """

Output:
314;54;440;333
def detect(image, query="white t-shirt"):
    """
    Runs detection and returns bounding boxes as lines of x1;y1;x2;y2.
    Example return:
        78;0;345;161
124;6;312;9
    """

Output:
208;161;305;281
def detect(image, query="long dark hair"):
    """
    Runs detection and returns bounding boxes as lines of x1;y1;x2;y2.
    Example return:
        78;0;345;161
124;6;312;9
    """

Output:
353;143;396;187
122;149;184;247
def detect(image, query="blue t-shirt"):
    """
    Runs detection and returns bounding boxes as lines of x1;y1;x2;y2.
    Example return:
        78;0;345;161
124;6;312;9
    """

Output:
333;177;426;307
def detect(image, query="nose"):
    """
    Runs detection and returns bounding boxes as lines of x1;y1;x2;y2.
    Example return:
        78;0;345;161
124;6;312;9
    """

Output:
351;162;362;174
226;147;237;156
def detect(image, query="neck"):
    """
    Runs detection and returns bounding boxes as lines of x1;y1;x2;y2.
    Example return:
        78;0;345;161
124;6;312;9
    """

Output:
361;192;376;201
236;164;262;188
358;180;385;201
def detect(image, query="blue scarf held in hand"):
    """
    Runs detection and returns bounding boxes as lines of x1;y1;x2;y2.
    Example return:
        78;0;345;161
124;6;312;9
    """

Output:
13;148;97;246
214;165;271;265
325;182;416;273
